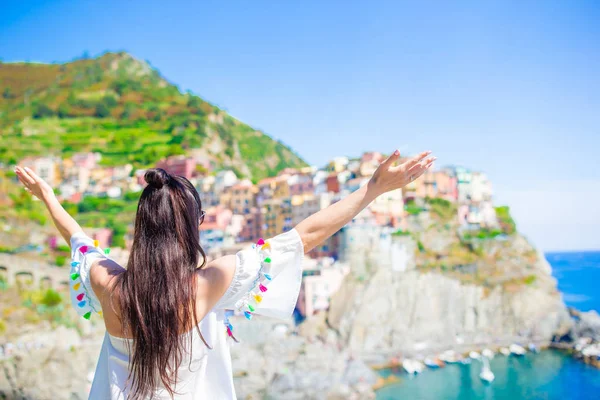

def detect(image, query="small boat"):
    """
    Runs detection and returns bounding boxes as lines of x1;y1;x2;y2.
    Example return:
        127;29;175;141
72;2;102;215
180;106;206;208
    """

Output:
424;358;439;368
460;357;472;365
528;343;539;353
439;350;461;364
500;347;510;356
510;344;526;356
469;351;481;360
482;348;495;359
403;359;425;374
479;356;495;383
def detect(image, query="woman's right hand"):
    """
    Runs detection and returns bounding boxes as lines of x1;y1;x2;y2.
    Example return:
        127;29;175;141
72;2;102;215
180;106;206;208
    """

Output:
14;166;55;202
368;150;436;195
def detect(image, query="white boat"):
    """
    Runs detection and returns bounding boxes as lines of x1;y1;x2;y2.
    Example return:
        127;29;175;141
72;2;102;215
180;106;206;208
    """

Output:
469;351;481;360
479;356;495;383
439;350;461;364
482;348;495;359
403;359;425;374
424;358;440;368
510;344;526;356
528;343;539;353
499;347;510;356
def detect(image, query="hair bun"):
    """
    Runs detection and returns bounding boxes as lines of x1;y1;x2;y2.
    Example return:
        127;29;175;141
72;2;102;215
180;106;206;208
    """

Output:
145;168;170;189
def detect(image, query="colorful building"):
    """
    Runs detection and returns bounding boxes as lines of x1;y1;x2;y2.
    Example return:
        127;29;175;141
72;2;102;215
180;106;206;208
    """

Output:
296;258;350;318
262;198;293;238
156;155;197;180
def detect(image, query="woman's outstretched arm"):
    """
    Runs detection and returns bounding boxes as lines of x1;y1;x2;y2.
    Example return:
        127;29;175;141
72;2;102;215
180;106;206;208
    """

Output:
295;149;435;253
14;166;83;245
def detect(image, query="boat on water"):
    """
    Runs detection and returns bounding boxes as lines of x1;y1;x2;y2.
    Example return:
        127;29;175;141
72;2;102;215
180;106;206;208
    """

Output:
482;348;495;359
528;343;539;353
469;351;481;360
460;357;472;365
510;344;526;356
479;356;495;383
403;359;425;374
500;347;511;356
424;358;439;369
439;350;461;364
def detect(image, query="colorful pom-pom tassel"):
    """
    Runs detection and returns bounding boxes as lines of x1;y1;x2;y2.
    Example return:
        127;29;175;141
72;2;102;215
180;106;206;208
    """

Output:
76;293;85;301
78;300;86;308
71;261;80;267
228;323;233;331
83;312;91;320
257;238;265;246
261;242;271;250
247;304;255;312
98;311;103;316
263;257;271;263
73;282;81;291
244;311;253;320
253;294;263;303
226;326;233;336
71;273;80;280
259;283;268;292
104;248;110;255
93;240;99;247
79;246;88;254
263;273;272;280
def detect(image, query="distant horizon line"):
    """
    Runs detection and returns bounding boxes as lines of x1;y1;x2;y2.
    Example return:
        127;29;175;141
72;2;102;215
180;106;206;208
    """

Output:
545;249;600;254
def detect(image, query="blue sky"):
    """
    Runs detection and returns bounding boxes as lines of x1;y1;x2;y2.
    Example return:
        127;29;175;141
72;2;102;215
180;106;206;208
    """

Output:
1;0;599;251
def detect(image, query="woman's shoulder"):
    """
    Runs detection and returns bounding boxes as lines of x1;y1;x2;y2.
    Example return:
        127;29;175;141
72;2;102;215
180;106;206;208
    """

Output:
196;255;237;307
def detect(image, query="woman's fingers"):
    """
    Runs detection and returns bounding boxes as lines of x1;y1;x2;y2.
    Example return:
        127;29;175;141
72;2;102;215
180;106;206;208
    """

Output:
407;156;436;174
15;167;35;186
16;172;30;188
406;157;436;182
381;149;401;168
401;151;431;171
24;167;42;183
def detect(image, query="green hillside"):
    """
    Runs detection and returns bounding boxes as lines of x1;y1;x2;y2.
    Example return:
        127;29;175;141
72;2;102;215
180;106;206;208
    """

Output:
0;52;307;181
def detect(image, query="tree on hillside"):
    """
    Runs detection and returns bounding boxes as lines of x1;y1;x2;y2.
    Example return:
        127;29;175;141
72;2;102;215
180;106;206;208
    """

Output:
95;103;111;118
102;95;118;108
57;103;72;118
32;102;55;119
2;87;14;99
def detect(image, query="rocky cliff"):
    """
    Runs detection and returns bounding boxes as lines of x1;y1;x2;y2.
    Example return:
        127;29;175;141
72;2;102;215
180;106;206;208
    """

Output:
325;215;572;361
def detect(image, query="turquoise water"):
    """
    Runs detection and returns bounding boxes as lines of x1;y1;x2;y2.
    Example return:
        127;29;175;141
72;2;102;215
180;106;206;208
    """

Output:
548;251;600;312
377;251;600;399
376;351;600;400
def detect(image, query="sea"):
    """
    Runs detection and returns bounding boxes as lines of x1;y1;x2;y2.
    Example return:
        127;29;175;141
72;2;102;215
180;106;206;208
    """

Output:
376;251;600;400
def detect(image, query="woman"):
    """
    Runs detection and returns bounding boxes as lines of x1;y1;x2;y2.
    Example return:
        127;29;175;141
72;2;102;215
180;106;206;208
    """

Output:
14;149;434;399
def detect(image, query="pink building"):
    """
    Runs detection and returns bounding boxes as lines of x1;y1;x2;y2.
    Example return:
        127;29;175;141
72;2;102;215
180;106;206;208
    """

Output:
237;207;262;242
296;259;350;318
72;152;99;169
417;170;458;202
201;206;232;232
156;156;197;180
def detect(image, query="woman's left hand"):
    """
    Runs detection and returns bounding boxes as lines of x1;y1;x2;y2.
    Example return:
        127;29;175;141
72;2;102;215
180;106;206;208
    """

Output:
14;166;55;202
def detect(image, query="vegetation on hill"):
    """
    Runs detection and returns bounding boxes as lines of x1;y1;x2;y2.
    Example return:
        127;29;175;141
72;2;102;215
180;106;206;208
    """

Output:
0;52;307;181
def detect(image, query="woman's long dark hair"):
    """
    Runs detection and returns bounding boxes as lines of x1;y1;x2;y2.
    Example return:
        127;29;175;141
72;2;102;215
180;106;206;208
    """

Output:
115;168;207;399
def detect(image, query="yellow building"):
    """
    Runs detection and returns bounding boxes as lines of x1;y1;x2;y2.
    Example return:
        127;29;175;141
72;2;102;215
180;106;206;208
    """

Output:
230;180;258;214
262;198;293;237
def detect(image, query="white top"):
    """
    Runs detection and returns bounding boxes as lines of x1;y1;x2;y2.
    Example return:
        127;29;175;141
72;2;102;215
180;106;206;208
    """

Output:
69;229;304;399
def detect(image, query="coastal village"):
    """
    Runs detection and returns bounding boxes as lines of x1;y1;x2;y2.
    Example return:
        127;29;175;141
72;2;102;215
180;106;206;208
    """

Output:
0;152;600;398
11;150;497;320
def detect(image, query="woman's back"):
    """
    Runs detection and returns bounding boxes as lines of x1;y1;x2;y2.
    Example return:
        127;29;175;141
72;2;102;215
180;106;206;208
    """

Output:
72;227;305;399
